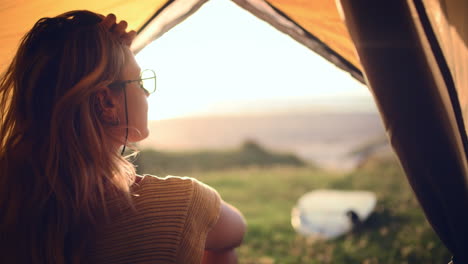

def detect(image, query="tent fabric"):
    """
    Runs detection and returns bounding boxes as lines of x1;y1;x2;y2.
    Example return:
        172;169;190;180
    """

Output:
0;0;363;83
131;0;364;82
231;0;363;83
338;0;468;262
132;0;209;54
265;0;361;73
0;0;169;71
422;0;468;137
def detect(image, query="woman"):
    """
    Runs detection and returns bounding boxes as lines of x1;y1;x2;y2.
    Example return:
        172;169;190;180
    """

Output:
0;10;246;264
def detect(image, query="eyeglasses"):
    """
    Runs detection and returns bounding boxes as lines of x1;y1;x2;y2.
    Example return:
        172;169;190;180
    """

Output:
109;69;157;95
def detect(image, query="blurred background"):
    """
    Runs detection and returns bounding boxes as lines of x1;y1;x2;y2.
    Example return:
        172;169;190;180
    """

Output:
133;1;450;263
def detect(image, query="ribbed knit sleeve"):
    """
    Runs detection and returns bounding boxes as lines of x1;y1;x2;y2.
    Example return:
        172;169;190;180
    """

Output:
86;175;221;264
176;178;221;264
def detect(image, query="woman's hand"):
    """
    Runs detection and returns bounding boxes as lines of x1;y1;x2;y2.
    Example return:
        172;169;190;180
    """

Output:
99;14;137;46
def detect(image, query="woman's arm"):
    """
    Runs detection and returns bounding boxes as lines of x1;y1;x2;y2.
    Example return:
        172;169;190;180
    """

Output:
203;201;246;264
202;249;238;264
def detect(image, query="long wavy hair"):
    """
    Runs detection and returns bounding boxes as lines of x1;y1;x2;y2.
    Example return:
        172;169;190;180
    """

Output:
0;10;136;264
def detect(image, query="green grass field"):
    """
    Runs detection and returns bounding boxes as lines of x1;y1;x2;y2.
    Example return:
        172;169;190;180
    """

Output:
135;144;451;263
186;156;450;264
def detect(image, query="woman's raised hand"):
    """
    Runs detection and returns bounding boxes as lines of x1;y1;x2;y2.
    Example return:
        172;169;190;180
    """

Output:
99;14;137;47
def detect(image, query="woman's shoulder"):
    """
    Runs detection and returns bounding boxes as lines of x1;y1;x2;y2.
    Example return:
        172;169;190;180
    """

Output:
90;174;222;263
135;175;216;193
133;174;192;189
132;174;221;206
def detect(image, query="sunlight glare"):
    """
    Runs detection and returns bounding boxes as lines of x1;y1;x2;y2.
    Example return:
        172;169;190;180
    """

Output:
135;0;373;120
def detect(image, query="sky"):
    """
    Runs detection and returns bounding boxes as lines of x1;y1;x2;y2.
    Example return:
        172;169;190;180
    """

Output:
135;0;376;121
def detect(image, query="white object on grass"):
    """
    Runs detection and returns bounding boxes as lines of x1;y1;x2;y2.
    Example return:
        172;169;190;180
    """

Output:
291;189;377;239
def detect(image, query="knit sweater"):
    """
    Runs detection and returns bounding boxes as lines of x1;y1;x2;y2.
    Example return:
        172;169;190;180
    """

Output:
87;175;221;264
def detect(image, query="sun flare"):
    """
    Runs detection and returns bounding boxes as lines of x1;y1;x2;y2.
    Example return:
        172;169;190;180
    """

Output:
135;0;371;121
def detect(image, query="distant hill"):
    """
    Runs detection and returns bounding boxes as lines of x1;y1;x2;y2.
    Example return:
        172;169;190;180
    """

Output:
139;112;387;170
135;140;306;175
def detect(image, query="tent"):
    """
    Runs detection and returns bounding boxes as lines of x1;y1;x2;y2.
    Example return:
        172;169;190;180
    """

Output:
1;0;467;262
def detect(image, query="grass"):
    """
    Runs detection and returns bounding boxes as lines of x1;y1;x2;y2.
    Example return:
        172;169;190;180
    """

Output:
184;156;451;263
135;143;451;263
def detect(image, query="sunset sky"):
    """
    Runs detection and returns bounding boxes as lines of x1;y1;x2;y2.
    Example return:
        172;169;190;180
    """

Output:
135;0;376;121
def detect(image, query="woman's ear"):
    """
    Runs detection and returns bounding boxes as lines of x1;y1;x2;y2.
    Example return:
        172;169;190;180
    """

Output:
95;87;120;126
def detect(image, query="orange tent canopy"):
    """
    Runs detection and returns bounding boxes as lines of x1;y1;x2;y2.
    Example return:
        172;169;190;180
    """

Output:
0;0;362;81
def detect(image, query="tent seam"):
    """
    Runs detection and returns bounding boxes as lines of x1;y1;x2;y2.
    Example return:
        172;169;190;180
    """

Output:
262;0;363;83
136;0;176;34
413;0;468;164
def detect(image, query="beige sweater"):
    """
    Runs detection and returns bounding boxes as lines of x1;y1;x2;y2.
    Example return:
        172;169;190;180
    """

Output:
87;175;221;264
